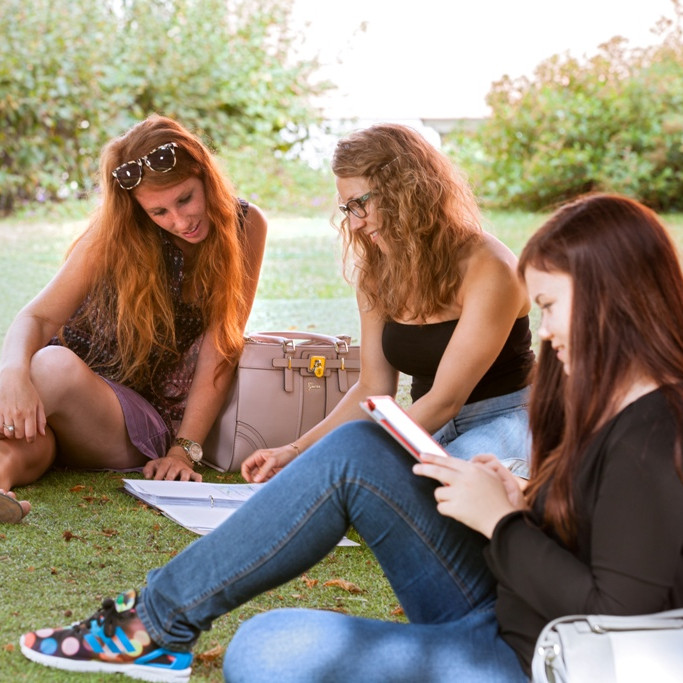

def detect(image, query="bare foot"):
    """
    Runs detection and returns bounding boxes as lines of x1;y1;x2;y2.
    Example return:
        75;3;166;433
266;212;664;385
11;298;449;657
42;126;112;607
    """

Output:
0;488;31;522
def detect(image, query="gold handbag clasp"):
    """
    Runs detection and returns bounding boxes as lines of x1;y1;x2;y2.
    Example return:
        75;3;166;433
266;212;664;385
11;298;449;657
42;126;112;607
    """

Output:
309;356;326;378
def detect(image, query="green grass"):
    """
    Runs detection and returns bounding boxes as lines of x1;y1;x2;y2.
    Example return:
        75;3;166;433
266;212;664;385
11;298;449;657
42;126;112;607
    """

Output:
3;205;683;680
1;469;401;682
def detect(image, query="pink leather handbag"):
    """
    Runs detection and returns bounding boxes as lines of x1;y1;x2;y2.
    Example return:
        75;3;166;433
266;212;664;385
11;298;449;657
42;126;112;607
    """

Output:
202;331;361;472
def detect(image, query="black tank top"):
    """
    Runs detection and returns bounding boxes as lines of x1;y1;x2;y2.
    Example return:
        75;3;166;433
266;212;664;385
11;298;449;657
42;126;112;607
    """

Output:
382;316;535;404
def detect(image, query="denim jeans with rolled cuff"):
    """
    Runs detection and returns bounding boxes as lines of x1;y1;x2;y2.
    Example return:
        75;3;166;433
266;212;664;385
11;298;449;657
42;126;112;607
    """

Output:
136;419;528;682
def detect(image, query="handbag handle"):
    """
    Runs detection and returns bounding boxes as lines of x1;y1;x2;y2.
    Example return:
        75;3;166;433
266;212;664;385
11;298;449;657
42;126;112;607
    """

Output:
246;331;353;352
585;609;683;633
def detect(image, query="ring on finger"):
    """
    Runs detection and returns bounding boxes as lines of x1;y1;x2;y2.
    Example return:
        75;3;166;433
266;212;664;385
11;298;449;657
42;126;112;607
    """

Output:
3;424;15;433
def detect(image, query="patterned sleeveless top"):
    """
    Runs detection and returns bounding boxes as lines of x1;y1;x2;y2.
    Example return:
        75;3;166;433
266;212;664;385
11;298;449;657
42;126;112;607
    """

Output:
49;199;248;435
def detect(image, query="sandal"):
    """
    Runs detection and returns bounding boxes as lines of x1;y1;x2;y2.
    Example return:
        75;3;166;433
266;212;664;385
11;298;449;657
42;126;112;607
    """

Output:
0;491;26;523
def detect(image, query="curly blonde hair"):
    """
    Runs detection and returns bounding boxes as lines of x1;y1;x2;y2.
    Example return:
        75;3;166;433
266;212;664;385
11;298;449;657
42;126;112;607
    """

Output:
66;114;247;388
332;123;482;320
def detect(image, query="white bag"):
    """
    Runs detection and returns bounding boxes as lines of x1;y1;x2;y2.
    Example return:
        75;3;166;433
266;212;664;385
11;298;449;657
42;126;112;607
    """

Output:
531;609;683;683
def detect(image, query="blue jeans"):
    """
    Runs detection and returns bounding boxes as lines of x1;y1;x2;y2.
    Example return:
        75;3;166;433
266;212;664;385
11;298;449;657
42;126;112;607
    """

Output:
432;386;531;478
136;421;527;682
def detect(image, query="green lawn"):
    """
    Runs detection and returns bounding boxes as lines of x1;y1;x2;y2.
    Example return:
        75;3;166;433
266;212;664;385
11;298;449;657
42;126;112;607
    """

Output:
2;205;682;681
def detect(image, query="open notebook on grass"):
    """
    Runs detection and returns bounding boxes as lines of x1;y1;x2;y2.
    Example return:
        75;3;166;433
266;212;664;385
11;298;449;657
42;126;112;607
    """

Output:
122;479;359;545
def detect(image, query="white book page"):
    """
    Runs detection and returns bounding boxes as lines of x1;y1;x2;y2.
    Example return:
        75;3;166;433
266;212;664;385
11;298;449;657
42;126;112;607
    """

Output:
122;479;359;545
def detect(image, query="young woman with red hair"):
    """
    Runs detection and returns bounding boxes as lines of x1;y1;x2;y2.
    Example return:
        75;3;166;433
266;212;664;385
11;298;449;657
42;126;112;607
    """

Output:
0;115;267;522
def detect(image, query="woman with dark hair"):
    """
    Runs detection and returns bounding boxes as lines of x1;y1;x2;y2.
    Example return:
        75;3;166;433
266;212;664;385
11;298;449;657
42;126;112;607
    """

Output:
242;123;534;483
21;193;683;681
0;114;267;521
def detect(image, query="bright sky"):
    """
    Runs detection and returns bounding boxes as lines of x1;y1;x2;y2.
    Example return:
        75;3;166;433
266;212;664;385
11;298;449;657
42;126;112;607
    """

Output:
291;0;677;119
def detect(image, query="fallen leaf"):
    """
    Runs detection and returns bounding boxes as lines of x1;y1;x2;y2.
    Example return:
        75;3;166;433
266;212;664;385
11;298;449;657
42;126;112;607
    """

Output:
323;579;363;594
196;645;223;662
390;606;405;617
50;567;59;575
83;495;111;505
101;528;118;538
301;574;318;588
70;485;85;492
3;643;15;652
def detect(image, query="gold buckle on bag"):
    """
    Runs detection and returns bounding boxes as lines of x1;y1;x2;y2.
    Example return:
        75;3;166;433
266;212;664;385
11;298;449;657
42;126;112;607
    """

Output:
309;356;326;378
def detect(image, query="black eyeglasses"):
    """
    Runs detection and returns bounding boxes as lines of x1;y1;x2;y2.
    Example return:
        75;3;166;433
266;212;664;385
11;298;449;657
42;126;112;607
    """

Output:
339;191;373;218
112;142;178;190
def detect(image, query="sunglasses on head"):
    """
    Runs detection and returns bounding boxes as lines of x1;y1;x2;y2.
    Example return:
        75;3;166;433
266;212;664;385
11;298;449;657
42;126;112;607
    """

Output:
112;142;178;190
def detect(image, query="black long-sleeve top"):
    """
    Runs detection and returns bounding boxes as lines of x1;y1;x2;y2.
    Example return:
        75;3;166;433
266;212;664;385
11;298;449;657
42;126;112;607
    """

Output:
484;389;683;674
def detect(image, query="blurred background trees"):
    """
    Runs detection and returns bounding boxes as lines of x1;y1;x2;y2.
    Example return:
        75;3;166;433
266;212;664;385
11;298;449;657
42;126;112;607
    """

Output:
4;0;683;214
445;0;683;212
0;0;331;213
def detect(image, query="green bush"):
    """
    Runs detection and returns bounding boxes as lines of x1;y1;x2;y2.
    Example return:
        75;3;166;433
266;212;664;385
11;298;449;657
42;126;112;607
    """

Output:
0;0;328;213
223;145;337;217
444;1;683;212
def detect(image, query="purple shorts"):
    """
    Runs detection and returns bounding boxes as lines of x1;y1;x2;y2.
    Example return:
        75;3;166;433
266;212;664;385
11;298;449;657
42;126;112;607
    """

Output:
102;378;171;465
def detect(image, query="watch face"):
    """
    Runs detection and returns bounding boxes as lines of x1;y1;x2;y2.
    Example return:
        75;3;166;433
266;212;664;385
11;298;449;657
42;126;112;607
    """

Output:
188;442;203;462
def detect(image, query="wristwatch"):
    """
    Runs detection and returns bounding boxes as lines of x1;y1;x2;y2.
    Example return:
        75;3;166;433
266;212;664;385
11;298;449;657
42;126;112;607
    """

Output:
174;437;203;465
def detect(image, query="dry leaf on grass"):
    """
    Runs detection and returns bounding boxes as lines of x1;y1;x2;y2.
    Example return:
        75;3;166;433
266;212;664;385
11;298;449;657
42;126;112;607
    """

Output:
196;645;224;662
82;495;111;505
63;530;81;542
323;578;363;594
301;573;318;588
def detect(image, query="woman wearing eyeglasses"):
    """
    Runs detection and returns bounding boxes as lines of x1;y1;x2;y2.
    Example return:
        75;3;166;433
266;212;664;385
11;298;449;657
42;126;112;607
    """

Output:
0;114;267;522
242;123;534;483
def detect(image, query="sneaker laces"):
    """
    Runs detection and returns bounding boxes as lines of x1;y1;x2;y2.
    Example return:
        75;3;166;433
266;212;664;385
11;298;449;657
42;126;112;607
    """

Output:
72;595;132;639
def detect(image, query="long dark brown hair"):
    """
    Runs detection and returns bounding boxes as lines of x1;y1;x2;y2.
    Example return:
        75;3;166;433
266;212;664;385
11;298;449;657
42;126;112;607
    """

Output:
519;193;683;545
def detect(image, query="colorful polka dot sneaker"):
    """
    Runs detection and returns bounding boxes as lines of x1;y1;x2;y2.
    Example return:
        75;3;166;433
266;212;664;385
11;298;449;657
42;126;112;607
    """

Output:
20;588;192;682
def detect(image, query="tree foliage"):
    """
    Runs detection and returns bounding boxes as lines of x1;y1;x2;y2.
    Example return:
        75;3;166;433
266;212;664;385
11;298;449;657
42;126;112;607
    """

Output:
445;0;683;212
0;0;327;212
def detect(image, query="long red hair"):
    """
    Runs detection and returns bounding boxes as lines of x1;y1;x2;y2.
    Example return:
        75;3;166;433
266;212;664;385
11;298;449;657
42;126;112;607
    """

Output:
67;114;247;388
519;194;683;546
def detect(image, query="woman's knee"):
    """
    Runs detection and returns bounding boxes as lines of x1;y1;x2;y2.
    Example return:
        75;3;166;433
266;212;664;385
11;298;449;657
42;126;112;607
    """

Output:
223;609;348;683
29;346;91;404
223;610;309;682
